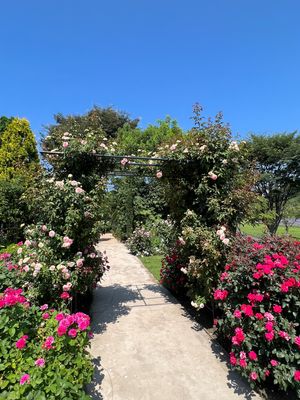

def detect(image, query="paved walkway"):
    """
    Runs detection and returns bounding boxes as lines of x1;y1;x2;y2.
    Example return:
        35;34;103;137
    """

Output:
87;234;260;400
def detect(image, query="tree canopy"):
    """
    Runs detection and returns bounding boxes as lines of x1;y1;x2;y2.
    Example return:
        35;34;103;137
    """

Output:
249;132;300;234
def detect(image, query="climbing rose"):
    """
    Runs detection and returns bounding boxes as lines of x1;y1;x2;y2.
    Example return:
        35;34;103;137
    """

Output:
156;171;162;179
49;230;56;238
239;359;247;368
60;292;70;299
75;187;85;194
208;171;218;180
233;309;242;318
294;336;300;348
20;374;30;385
270;360;278;367
35;358;45;367
40;304;48;311
42;313;50;320
63;142;69;148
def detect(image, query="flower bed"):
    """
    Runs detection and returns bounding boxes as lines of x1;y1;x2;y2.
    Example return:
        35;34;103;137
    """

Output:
0;288;92;399
214;235;300;396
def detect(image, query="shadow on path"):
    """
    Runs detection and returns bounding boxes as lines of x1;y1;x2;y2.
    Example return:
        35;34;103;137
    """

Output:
86;357;104;400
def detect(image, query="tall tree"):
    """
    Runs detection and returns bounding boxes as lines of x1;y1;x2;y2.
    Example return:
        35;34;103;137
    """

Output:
0;118;39;180
249;133;300;234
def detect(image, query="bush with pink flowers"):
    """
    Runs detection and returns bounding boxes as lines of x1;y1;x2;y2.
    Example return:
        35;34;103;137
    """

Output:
214;235;300;395
0;288;93;399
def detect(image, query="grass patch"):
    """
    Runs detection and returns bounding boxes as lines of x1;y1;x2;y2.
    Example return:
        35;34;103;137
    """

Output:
139;255;163;281
240;224;300;239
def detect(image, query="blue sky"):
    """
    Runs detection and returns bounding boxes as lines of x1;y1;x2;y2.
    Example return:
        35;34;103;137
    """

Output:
1;0;300;140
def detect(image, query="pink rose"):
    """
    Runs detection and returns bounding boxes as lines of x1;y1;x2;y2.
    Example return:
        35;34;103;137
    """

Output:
49;230;56;238
68;328;77;338
273;305;282;314
35;358;45;367
63;142;69;148
250;372;258;380
270;359;278;367
42;312;50;320
20;374;30;385
156;171;163;179
248;351;257;361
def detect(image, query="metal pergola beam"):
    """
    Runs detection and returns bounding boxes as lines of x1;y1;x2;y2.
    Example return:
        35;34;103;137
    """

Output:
41;151;171;163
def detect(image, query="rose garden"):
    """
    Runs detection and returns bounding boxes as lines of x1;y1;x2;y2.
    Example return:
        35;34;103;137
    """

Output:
0;106;299;399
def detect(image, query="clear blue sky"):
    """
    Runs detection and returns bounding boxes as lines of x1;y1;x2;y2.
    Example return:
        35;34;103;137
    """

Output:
1;0;300;140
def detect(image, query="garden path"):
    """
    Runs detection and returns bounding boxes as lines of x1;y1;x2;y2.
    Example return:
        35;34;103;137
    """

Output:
87;234;261;400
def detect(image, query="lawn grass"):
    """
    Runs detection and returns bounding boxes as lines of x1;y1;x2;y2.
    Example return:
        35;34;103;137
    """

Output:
139;255;163;281
240;224;300;239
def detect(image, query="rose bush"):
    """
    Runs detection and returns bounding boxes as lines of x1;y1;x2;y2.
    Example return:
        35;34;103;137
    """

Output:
214;235;300;395
156;106;258;305
0;288;93;399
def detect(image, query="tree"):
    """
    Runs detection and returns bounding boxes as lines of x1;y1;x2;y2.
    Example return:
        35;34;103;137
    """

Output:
0;117;39;244
0;118;39;180
249;133;300;234
42;106;139;151
282;194;300;233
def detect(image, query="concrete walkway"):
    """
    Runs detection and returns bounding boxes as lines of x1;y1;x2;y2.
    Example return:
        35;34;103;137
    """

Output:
87;234;260;400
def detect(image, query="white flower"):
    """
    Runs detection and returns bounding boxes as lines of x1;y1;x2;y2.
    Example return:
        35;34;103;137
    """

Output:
17;248;23;254
38;242;44;248
199;145;207;151
49;265;56;271
180;267;188;274
229;141;239;151
191;301;198;308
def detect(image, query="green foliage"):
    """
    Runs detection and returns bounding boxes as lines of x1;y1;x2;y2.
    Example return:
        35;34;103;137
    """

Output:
115;117;183;155
0;118;39;245
249;132;300;234
0;179;28;244
0;118;39;180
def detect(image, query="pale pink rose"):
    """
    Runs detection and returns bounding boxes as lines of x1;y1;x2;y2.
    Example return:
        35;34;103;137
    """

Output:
49;230;55;238
156;171;163;179
35;358;45;367
24;240;31;247
208;171;218;180
76;259;84;267
17;248;23;254
63;142;69;148
70;180;78;186
23;265;30;272
120;158;129;166
75;187;85;194
170;144;177;151
222;238;230;245
219;233;226;241
62;236;73;248
41;225;48;232
49;265;56;271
